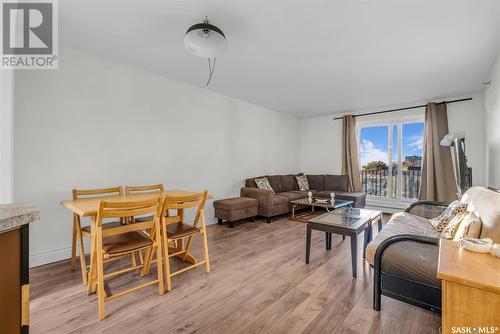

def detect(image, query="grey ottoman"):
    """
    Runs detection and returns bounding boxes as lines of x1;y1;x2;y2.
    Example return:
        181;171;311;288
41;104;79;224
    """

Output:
214;197;258;228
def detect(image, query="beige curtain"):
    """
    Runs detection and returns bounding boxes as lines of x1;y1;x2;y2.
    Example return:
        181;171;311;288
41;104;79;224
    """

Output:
341;115;362;192
419;102;457;202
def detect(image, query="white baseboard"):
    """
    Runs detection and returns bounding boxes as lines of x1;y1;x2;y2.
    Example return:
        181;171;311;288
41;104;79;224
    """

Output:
29;242;91;268
29;216;218;268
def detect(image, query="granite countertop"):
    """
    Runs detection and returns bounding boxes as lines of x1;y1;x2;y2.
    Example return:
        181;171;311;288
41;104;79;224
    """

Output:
0;203;40;233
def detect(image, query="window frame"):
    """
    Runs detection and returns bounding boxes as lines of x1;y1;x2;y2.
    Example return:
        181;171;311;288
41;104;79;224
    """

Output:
356;110;425;206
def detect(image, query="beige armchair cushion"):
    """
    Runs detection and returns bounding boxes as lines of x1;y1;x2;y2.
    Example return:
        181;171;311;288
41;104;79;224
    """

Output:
366;212;440;265
453;211;482;240
461;187;500;243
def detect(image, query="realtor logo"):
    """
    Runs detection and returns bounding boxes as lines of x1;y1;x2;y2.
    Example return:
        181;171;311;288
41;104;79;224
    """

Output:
1;0;58;69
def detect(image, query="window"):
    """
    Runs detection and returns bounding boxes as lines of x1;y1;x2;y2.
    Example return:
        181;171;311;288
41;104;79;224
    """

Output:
358;115;424;200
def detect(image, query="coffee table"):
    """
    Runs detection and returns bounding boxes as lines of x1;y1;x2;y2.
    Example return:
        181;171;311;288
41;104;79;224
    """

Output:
305;207;382;278
289;197;353;222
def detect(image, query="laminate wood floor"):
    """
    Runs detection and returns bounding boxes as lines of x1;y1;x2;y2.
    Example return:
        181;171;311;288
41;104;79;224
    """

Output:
30;214;441;334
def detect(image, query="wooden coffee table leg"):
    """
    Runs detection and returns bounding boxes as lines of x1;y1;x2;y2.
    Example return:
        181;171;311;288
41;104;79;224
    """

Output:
292;205;295;220
350;234;357;278
306;224;312;264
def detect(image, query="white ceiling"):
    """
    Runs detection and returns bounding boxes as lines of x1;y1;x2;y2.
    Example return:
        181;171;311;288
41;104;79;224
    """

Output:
60;1;500;117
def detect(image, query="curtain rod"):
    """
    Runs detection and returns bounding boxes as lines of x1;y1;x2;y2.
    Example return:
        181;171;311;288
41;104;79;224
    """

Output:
333;97;472;120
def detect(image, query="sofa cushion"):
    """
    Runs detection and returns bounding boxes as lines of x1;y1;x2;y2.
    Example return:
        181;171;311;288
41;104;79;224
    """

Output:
325;175;348;192
279;191;306;201
461;186;500;243
366;212;440;265
306;175;325;191
265;175;283;193
281;174;298;192
272;194;289;206
255;177;275;193
290;190;317;197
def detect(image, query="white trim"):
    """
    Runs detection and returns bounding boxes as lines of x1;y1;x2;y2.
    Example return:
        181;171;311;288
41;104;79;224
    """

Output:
29;242;91;268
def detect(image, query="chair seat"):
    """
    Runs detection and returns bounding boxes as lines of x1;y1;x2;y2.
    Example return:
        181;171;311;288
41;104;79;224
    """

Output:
134;215;154;222
81;221;122;233
166;223;200;239
102;232;152;255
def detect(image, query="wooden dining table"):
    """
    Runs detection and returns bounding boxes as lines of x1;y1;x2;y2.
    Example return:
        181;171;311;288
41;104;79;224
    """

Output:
61;190;213;294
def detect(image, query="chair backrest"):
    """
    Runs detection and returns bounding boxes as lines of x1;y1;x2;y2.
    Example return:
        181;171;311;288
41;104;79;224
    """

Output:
72;186;123;200
461;186;500;242
125;184;164;195
160;191;208;227
96;199;161;235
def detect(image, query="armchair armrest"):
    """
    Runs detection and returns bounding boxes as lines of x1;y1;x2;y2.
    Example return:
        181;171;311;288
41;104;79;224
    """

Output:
373;234;440;310
240;187;273;208
405;200;450;219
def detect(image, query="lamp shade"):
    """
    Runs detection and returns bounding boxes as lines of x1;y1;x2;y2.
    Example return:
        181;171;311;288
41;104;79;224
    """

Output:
184;21;227;58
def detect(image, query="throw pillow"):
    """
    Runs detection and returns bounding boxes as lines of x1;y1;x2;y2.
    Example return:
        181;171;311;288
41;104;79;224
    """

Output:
453;211;482;241
254;177;274;193
441;211;467;239
295;175;309;191
429;200;467;232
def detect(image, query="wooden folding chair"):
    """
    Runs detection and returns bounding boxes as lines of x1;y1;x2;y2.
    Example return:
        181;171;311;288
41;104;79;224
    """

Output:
71;186;123;284
90;199;164;320
125;184;164;195
150;190;210;291
125;184;165;264
125;184;164;222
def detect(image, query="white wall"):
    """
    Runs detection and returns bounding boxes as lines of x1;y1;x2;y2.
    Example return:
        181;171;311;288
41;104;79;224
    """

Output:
14;48;300;267
0;70;14;204
484;52;500;188
300;94;487;187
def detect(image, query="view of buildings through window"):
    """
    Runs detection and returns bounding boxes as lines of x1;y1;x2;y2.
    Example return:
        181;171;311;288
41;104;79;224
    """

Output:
359;122;424;199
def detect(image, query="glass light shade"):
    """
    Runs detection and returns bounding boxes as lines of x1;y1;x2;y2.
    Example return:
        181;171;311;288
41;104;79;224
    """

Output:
184;22;227;58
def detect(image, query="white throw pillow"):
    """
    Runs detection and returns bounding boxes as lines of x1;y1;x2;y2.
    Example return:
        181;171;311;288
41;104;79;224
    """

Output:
430;200;467;232
254;177;274;193
453;211;482;241
295;175;309;191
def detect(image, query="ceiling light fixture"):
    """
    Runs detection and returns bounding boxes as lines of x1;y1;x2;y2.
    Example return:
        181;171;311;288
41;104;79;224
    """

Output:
184;16;227;86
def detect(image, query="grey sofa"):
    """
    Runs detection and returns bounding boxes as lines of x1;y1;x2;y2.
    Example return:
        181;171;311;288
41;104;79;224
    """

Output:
241;174;366;222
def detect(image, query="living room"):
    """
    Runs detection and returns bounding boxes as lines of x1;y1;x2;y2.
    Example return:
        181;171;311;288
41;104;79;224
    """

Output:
1;1;499;333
